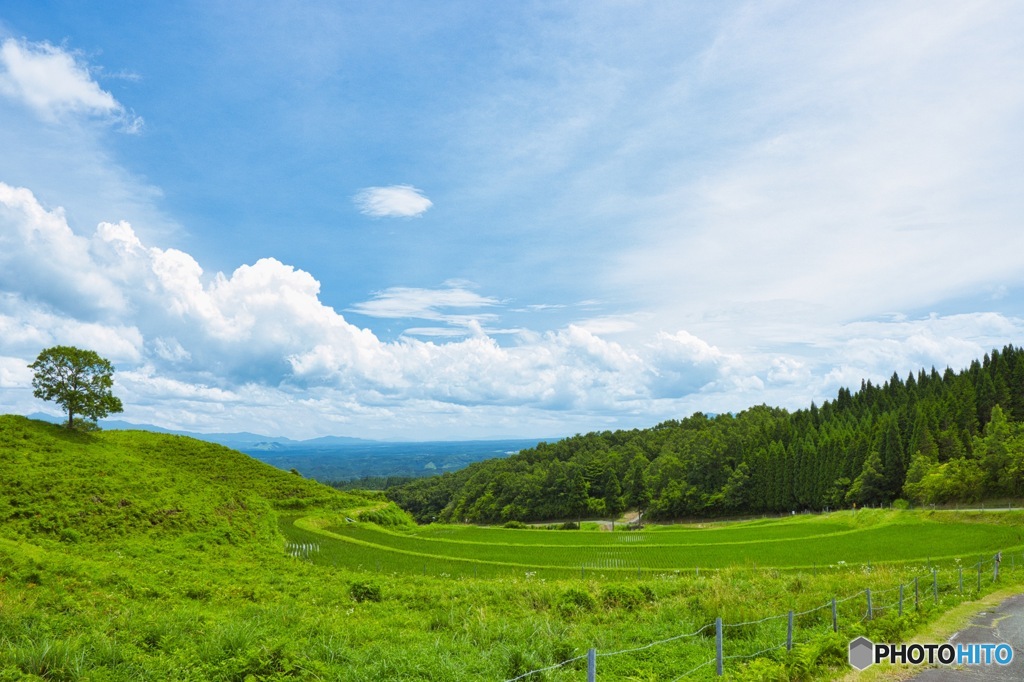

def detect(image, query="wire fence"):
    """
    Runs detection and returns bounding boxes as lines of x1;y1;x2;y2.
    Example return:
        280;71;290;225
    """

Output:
503;550;1016;681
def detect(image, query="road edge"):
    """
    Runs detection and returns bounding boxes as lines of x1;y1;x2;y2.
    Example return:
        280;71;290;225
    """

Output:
836;583;1024;681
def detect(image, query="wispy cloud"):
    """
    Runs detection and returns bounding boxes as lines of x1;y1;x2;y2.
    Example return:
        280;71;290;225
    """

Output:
353;184;432;218
0;38;143;132
608;1;1024;339
348;284;500;322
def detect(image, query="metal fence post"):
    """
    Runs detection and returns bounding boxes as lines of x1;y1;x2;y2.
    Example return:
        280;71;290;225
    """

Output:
831;597;838;633
899;583;904;616
787;610;794;651
959;566;963;594
977;562;982;592
716;617;723;676
933;569;938;604
915;576;920;609
587;648;596;682
866;588;872;620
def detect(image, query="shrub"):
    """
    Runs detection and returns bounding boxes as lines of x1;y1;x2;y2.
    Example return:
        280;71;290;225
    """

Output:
638;584;656;603
349;581;382;603
59;528;82;544
502;520;527;529
557;588;595;615
600;584;643;610
357;504;415;528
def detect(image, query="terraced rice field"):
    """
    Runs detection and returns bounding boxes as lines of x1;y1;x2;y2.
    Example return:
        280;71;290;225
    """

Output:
281;509;1024;580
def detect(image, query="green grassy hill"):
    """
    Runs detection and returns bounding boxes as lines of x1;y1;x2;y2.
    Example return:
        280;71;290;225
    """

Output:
0;414;360;547
3;415;1022;681
0;416;385;680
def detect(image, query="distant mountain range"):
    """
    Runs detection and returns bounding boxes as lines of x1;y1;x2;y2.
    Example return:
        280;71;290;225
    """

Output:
26;412;376;449
24;412;553;482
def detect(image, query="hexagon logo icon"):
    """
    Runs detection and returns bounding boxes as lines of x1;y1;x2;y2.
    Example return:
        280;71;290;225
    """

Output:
849;636;874;670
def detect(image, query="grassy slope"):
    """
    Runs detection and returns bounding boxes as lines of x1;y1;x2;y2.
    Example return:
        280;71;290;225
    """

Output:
2;415;1022;681
0;416;383;679
0;414;360;542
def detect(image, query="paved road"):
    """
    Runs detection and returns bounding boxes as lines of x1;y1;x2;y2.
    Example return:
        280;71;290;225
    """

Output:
910;593;1024;681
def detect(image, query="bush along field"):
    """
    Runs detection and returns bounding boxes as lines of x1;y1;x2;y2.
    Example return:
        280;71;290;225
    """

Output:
3;415;1024;681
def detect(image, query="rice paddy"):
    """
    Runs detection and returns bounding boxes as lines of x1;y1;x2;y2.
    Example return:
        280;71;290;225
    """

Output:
281;508;1024;580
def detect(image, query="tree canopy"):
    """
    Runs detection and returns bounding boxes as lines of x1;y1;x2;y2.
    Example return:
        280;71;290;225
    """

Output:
29;346;124;429
388;345;1024;522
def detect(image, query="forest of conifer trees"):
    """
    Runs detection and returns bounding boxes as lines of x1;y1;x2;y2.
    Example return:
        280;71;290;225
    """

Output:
388;345;1024;523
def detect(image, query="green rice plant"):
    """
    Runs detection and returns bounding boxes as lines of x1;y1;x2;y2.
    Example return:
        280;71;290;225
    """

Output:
285;510;1024;585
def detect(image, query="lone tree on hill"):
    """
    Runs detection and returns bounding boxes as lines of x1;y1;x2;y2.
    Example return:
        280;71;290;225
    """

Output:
29;346;123;429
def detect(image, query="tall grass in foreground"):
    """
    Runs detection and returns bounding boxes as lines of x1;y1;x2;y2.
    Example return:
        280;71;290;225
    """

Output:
4;523;1020;680
3;537;1017;678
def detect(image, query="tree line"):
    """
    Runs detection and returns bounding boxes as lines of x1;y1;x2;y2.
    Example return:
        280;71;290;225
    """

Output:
387;345;1024;523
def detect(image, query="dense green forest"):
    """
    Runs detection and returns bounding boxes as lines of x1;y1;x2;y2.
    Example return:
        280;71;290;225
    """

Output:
388;345;1024;523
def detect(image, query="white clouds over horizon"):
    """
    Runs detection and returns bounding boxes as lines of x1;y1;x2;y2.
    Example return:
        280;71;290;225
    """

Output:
3;180;1022;439
0;182;735;436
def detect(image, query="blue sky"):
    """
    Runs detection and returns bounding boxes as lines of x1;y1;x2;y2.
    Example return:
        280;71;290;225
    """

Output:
1;1;1023;440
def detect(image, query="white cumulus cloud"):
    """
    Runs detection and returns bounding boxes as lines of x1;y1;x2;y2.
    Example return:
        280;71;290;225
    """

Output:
3;180;1024;439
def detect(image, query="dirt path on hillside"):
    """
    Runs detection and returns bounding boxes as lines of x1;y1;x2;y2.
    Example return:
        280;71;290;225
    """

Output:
598;511;641;531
